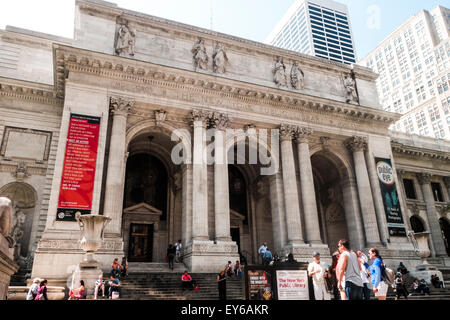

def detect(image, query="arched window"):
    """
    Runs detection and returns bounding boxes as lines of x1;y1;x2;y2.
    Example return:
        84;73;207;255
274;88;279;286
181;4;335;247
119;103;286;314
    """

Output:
410;215;425;233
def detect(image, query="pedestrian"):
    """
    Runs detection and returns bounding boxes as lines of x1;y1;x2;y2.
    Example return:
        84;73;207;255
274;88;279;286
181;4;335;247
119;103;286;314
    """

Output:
397;261;408;275
258;242;267;264
167;244;176;270
329;251;342;300
94;275;105;299
217;270;227;300
26;278;40;300
35;279;48;300
337;240;363;300
394;272;408;300
368;248;388;300
225;261;233;277
357;251;372;300
307;251;331;300
263;247;273;266
175;239;183;263
181;270;194;290
121;257;128;277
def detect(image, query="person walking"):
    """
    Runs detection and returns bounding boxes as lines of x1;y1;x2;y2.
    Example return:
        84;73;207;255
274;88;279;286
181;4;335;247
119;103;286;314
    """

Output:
175;239;183;263
27;278;40;300
307;251;331;300
167;244;176;270
35;279;48;300
337;240;363;300
258;242;267;265
368;248;388;300
357;251;372;300
329;251;341;300
217;270;227;300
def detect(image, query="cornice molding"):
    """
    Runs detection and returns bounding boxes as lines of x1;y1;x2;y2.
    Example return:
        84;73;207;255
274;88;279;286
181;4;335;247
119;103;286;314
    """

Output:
0;78;62;106
391;141;450;161
54;45;399;128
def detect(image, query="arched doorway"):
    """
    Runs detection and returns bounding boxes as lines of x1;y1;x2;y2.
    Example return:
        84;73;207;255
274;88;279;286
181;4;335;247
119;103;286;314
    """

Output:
311;152;350;254
439;218;450;257
122;128;181;262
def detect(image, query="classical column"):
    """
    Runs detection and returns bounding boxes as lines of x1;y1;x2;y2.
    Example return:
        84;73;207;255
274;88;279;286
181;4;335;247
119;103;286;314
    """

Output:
210;112;232;242
269;171;288;252
181;164;193;245
295;127;322;244
444;177;450;202
365;151;390;245
417;173;447;257
103;96;133;235
279;124;304;245
191;110;209;241
345;136;381;247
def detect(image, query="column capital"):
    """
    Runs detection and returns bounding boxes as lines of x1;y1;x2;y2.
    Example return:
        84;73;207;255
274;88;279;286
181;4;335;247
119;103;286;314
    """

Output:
417;172;432;185
295;126;313;144
345;136;368;152
190;109;209;127
208;112;230;130
279;124;296;142
444;176;450;188
110;96;134;115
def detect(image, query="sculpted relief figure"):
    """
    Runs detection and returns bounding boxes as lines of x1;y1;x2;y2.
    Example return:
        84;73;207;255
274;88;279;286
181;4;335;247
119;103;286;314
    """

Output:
343;74;359;104
213;42;228;73
290;61;305;90
0;197;13;237
273;57;288;88
115;20;136;56
192;38;209;71
11;209;26;261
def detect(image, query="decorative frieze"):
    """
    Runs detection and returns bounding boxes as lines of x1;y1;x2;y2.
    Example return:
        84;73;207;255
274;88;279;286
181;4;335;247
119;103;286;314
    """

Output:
391;141;450;161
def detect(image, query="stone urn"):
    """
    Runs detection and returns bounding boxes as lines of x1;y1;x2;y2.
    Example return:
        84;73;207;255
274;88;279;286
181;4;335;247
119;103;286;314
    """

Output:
407;230;443;284
76;213;111;264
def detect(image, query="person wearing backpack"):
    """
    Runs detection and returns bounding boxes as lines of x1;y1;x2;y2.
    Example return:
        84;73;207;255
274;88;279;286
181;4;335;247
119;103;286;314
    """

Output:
368;248;389;300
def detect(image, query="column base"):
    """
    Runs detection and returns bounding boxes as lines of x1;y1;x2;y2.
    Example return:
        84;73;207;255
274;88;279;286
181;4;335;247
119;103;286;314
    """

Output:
183;239;240;273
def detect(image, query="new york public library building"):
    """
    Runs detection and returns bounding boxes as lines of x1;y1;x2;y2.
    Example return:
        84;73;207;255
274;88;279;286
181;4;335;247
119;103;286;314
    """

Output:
1;0;450;297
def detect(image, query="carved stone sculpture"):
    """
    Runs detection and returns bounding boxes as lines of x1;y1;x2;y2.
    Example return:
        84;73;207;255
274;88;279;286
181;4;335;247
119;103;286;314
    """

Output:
290;61;304;90
213;42;228;73
0;197;13;243
115;20;136;56
11;209;26;261
343;74;359;104
273;57;287;88
192;38;209;71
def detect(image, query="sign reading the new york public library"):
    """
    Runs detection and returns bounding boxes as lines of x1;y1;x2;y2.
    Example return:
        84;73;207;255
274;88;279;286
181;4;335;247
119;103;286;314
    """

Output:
276;270;309;300
56;114;101;221
375;157;407;237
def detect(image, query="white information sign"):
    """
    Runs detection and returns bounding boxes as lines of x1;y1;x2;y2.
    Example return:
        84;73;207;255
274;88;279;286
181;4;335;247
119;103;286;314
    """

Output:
276;270;309;300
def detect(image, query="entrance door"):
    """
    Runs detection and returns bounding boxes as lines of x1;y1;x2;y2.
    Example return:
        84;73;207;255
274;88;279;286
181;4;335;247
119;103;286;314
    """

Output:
231;227;241;253
128;224;154;262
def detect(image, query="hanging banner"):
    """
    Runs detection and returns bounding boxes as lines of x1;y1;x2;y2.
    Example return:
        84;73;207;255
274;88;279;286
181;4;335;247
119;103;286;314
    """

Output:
375;157;407;237
276;270;309;300
56;114;101;221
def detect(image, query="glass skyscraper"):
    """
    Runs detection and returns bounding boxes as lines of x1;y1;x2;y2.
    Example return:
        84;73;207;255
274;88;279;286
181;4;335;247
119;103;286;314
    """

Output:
265;0;357;65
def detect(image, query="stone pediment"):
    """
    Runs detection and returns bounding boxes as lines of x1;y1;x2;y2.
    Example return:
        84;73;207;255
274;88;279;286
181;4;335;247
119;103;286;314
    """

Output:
124;202;162;216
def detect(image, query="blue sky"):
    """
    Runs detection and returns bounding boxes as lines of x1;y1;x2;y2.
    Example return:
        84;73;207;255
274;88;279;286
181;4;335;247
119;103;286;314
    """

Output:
0;0;449;60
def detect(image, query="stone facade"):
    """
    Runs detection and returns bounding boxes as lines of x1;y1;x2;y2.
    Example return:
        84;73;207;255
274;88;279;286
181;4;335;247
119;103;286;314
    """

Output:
0;0;449;288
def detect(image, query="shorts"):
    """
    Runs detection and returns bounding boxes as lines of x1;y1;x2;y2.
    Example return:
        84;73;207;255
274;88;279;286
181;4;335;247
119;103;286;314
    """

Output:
375;281;388;297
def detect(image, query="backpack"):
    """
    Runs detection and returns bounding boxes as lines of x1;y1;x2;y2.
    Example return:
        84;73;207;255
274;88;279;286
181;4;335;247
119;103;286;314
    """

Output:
381;263;395;285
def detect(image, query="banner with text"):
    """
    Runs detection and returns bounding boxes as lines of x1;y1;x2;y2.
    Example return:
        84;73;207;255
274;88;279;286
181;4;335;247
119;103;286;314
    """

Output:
57;114;101;221
247;269;273;300
375;157;406;237
276;270;309;300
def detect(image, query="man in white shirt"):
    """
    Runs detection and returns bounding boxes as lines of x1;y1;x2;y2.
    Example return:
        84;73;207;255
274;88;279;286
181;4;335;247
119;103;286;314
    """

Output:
307;251;331;300
175;239;182;262
258;242;267;265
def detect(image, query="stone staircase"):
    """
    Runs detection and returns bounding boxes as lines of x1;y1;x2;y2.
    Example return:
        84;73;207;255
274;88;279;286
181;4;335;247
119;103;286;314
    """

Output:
104;262;245;300
385;272;450;300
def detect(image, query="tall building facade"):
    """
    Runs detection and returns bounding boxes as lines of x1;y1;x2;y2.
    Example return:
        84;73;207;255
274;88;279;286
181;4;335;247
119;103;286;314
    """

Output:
265;0;357;64
360;6;450;140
